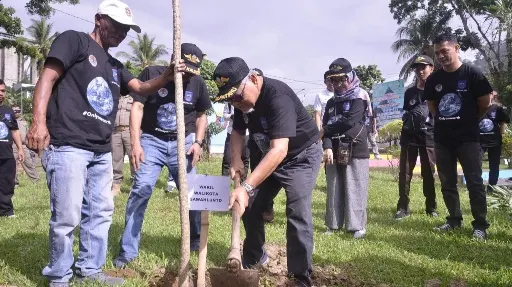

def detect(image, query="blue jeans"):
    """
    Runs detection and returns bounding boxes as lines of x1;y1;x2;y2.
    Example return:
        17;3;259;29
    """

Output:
41;145;114;283
118;133;201;260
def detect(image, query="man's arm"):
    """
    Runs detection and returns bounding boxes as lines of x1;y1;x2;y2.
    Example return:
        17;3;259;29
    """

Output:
127;61;186;96
372;117;377;133
230;129;245;165
188;111;208;166
314;111;322;130
244;137;289;188
501;122;507;134
130;101;144;146
130;101;144;170
427;101;437;117
12;130;23;153
26;59;65;150
477;94;492;120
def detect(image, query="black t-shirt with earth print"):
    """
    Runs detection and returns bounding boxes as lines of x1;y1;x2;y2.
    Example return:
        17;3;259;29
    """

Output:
479;104;510;147
46;30;134;153
131;66;212;138
423;64;493;145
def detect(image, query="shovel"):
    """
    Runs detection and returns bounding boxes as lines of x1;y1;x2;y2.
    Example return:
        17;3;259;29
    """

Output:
208;174;260;287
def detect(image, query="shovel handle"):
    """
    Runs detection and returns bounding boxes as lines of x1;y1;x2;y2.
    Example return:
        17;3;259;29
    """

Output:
227;173;243;270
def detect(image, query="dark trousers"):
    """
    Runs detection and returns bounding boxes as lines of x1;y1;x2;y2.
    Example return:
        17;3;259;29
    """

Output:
242;142;322;286
0;158;16;216
397;145;437;213
221;133;249;180
481;145;501;187
435;142;489;230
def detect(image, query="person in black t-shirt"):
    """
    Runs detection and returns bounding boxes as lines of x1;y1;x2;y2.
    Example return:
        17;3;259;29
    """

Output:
395;55;437;220
424;33;493;240
0;79;24;218
321;58;370;239
479;91;510;192
211;57;322;287
25;1;187;285
114;43;211;268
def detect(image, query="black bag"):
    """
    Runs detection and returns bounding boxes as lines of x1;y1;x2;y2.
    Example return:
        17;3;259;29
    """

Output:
333;125;364;166
402;104;428;135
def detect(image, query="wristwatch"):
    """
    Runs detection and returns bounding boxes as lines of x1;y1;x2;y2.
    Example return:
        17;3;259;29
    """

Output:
194;139;204;148
241;181;255;197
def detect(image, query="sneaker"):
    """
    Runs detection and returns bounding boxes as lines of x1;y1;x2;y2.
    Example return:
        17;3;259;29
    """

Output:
242;249;269;269
263;209;274;223
354;229;366;239
433;222;460;232
323;228;336;235
472;229;488;241
76;272;124;286
113;256;132;269
49;282;69;287
394;210;410;220
166;181;177;193
112;183;121;197
427;211;439;217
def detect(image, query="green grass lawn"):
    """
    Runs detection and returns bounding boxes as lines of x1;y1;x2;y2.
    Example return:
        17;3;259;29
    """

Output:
1;156;512;287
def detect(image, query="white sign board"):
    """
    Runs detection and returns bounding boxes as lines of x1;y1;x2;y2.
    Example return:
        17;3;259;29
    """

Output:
188;173;231;211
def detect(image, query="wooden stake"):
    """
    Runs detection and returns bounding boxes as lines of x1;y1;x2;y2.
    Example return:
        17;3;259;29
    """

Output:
172;0;190;286
197;210;209;287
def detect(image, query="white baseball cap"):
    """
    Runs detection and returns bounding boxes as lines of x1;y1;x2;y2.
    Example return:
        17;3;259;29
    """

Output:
97;0;141;33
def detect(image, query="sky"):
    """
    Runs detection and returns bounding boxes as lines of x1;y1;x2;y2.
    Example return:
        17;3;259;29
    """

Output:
5;0;477;105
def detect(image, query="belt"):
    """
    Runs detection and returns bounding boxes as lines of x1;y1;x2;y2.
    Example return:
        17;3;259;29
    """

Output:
153;133;178;141
114;126;130;132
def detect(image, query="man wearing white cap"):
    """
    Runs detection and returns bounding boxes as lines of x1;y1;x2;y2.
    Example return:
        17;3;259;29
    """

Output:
26;1;185;286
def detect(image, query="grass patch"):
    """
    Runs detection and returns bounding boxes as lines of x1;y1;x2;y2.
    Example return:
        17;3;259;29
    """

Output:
0;157;511;286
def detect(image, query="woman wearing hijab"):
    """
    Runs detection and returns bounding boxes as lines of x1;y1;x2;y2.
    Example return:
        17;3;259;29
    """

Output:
320;58;370;239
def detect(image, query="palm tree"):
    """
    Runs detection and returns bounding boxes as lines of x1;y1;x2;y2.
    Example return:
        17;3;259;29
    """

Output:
26;17;59;71
391;12;452;79
116;33;169;69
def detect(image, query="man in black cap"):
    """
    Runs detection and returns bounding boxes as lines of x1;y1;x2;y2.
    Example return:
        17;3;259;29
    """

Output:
113;43;211;268
424;33;493;240
395;55;437;220
212;57;322;287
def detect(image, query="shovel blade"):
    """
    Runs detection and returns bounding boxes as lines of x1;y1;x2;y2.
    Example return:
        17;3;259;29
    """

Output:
208;267;260;287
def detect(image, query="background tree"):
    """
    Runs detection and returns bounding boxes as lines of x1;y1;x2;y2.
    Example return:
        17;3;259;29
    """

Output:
116;33;169;69
26;17;60;71
25;0;80;17
353;65;386;91
390;11;452;79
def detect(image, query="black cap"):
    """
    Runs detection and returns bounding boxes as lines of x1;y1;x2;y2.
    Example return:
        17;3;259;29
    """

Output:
212;57;250;102
181;43;203;75
327;58;353;78
253;68;263;77
411;55;434;67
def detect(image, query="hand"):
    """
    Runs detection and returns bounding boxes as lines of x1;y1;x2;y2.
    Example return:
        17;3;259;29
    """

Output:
187;142;202;166
373;128;378;135
17;149;25;163
26;121;49;151
164;59;186;80
228;186;250;216
229;157;246;179
131;142;145;171
324;149;334;165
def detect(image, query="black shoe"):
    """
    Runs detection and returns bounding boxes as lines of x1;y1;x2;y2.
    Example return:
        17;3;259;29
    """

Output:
393;210;410;220
434;222;461;232
472;229;488;241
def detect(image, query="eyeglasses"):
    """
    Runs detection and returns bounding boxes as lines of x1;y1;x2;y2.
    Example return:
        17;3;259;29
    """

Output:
227;80;247;103
330;77;349;85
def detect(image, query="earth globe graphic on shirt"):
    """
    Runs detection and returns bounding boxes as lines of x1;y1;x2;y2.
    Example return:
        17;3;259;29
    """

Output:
479;119;494;133
0;122;8;139
157;102;177;131
438;93;462;117
86;77;114;117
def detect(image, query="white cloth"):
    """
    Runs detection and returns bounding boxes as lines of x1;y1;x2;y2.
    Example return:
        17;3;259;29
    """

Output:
314;89;334;120
223;103;249;135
